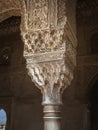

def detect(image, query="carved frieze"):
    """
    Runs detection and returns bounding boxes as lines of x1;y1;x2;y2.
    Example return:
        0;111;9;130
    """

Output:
22;29;65;54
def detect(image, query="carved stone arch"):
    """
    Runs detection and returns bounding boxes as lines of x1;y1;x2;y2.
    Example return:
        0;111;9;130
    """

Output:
0;0;21;23
0;9;21;23
0;100;11;130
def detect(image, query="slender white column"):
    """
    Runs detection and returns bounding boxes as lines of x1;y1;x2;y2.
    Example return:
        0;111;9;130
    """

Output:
43;105;61;130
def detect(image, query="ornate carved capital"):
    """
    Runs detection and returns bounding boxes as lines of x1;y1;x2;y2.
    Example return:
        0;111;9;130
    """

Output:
20;0;77;104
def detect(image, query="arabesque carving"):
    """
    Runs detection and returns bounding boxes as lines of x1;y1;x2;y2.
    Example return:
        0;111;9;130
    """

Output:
22;29;65;54
20;0;77;104
26;0;48;29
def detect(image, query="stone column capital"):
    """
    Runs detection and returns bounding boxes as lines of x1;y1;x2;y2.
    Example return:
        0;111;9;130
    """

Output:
20;1;77;130
20;0;77;105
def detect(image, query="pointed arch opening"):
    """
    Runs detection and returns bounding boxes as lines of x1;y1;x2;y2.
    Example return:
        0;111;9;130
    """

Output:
0;109;7;130
88;75;98;130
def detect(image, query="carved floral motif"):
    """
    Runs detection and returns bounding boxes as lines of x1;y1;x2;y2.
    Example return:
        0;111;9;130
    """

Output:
20;0;77;104
24;0;48;30
27;61;73;104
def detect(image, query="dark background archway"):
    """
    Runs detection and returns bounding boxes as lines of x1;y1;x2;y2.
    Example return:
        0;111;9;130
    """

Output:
90;80;98;130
